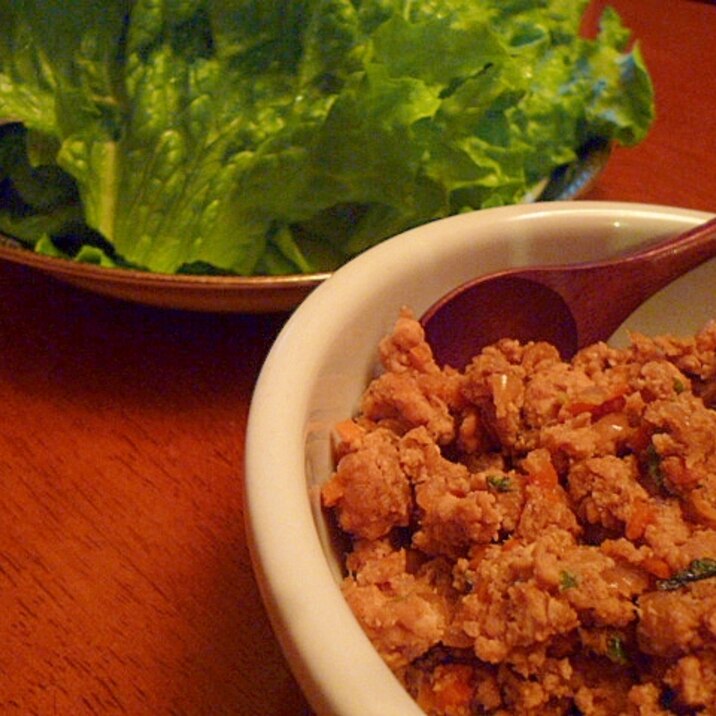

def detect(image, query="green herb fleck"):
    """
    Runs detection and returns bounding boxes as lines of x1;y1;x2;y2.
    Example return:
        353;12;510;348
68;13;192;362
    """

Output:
559;570;578;590
606;634;629;665
645;443;664;486
657;558;716;591
673;378;686;394
487;474;512;493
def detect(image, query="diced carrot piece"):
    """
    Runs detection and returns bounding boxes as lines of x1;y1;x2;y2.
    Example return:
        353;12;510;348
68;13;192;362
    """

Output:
566;383;628;417
664;457;699;487
332;419;364;456
641;556;671;580
628;425;653;453
522;449;559;488
625;500;654;540
501;537;523;553
320;477;344;507
431;664;474;712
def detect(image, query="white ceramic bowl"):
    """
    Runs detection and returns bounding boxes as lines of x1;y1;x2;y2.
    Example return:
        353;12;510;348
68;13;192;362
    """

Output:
245;201;715;716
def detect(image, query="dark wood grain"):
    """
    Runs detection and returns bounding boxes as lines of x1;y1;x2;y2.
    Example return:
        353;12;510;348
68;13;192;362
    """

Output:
0;2;714;714
0;267;306;715
584;0;716;213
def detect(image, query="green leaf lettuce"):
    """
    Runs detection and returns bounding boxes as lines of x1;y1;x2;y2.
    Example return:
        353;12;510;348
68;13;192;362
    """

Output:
0;0;655;276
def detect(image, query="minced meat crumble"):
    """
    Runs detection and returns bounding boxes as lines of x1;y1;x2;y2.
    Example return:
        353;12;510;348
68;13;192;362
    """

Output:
321;308;716;715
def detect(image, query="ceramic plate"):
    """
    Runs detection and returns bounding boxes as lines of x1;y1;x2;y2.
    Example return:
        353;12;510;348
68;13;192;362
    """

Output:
0;139;610;313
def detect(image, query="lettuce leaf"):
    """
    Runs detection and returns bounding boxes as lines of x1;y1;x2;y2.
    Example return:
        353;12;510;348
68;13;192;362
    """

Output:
0;0;655;276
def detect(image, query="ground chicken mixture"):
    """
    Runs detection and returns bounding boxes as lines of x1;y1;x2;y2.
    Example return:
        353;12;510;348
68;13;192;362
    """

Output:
321;308;716;716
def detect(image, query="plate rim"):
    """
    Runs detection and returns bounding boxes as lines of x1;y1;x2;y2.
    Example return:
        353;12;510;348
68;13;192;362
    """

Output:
0;139;611;312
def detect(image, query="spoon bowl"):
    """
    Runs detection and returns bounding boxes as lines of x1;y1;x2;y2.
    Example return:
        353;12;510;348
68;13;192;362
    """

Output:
421;216;716;368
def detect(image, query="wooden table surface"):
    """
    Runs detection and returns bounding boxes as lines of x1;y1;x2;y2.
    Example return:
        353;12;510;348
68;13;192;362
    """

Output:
1;2;715;714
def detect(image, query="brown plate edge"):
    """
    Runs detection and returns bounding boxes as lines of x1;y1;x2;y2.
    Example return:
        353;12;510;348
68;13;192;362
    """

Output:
0;140;611;313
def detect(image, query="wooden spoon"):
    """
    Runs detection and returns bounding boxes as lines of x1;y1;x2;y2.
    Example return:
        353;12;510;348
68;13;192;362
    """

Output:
420;216;716;369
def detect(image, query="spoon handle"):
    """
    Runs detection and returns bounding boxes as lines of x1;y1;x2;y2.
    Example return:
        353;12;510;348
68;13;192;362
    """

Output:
567;216;716;347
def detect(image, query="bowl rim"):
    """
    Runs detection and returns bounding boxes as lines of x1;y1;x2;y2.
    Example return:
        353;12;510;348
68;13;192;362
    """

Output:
244;200;715;716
